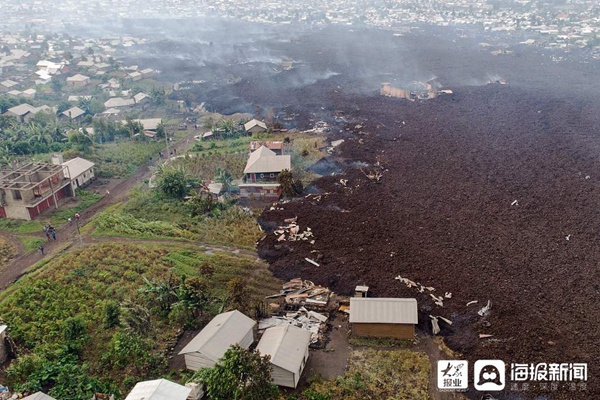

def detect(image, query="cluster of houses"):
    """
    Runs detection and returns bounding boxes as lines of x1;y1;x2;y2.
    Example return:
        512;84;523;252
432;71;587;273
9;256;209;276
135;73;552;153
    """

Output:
0;29;160;129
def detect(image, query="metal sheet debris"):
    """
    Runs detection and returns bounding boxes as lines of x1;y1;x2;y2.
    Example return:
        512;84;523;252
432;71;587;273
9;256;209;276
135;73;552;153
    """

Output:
478;300;492;317
259;307;329;344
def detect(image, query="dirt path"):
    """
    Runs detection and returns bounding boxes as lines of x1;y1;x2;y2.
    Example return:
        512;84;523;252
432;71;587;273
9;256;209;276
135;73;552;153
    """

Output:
0;133;200;291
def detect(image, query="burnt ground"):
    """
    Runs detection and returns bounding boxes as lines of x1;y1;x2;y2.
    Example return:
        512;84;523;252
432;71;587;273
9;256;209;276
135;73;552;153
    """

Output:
257;85;600;399
125;20;600;399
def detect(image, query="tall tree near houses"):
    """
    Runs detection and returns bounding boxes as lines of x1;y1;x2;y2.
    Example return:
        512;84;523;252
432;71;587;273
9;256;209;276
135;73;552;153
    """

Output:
193;344;279;400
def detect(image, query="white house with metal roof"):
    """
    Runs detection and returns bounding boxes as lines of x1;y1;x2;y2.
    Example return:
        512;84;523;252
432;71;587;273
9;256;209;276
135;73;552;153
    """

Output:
349;298;418;339
61;157;95;189
178;310;256;371
124;378;191;400
256;324;311;388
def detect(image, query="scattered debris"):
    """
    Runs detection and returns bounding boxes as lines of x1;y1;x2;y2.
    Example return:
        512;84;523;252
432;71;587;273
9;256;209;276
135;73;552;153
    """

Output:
430;294;444;307
466;300;478;307
511;199;518;206
340;178;348;187
565;234;571;241
429;314;453;336
273;219;315;243
305;257;320;267
268;278;333;311
259;306;329;345
478;300;492;317
360;168;383;183
396;275;447;307
479;334;494;339
430;315;440;335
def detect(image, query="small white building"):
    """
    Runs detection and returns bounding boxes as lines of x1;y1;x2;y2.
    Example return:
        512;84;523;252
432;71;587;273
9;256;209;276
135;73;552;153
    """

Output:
244;118;268;134
66;74;91;87
125;379;191;400
178;310;256;371
256;325;311;388
61;157;95;189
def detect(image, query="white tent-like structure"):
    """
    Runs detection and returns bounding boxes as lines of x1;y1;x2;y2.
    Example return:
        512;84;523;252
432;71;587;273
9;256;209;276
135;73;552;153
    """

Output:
124;378;191;400
256;324;311;388
178;310;256;371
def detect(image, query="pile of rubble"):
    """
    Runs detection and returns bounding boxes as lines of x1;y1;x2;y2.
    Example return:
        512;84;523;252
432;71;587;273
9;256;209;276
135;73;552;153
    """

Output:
273;217;315;244
267;278;332;310
259;306;329;345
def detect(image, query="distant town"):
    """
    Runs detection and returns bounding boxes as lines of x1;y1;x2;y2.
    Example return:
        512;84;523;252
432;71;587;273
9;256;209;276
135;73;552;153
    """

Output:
1;0;599;55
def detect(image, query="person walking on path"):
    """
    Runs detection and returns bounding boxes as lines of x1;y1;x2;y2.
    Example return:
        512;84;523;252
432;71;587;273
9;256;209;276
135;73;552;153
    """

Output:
39;246;44;255
51;230;56;240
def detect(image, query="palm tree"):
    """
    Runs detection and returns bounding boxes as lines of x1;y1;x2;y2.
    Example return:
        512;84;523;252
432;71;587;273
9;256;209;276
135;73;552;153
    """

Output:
215;168;233;193
218;118;237;139
46;116;67;143
0;145;14;168
77;97;92;115
26;121;53;146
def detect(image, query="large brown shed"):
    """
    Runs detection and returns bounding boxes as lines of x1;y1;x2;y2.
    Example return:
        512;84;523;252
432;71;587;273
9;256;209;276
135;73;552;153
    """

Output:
349;298;418;339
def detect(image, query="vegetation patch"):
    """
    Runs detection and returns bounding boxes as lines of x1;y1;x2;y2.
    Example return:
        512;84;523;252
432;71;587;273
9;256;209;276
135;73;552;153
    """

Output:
91;140;163;178
17;236;45;253
300;348;430;400
92;189;262;249
0;242;280;398
0;237;16;272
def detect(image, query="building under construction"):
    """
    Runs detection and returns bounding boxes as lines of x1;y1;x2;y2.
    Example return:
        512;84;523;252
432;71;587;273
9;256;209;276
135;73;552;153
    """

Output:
0;162;73;220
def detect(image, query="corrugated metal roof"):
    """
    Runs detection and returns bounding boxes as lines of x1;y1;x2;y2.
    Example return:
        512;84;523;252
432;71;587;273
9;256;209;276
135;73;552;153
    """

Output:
349;298;418;324
62;106;85;119
178;310;256;360
244;146;291;174
124;378;191;400
63;157;95;179
22;392;57;400
244;119;267;131
256;325;311;373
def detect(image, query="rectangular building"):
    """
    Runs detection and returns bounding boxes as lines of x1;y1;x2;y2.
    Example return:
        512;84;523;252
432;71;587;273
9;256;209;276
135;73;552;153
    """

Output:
350;298;418;339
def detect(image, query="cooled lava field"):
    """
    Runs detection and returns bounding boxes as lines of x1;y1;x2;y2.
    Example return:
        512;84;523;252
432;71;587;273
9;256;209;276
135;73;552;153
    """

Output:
134;20;600;398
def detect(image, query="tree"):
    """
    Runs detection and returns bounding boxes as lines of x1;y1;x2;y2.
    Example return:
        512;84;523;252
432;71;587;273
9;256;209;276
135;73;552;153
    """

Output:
215;167;233;193
226;277;249;313
277;169;296;197
26;121;53;146
193;345;278;400
155;123;166;139
68;130;93;153
218;118;237;138
156;166;194;198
